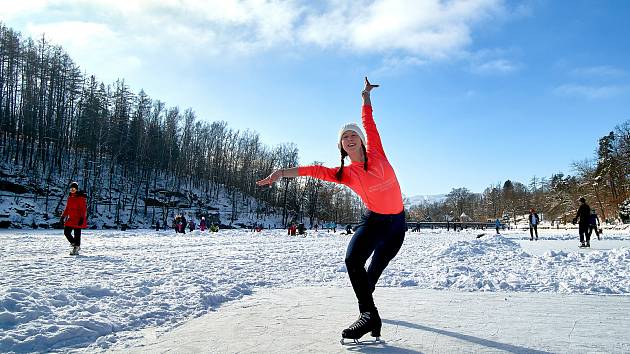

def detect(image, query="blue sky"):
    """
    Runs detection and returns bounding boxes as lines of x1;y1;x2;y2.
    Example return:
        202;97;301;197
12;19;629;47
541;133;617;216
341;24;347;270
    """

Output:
2;0;629;197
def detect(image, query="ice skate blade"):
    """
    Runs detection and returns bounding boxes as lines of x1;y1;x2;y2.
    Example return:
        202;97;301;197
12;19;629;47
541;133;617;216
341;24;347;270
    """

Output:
340;337;382;346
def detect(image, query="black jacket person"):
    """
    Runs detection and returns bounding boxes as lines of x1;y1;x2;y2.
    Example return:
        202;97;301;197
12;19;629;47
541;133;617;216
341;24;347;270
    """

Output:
574;197;591;247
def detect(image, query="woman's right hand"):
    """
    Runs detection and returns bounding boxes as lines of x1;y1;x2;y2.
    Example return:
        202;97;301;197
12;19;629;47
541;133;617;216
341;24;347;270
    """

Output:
256;170;282;186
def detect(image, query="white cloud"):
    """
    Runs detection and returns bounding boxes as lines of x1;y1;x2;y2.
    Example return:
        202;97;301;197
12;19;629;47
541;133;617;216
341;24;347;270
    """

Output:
465;48;520;75
471;58;518;74
25;21;142;82
373;56;428;76
26;21;117;48
553;84;625;100
552;64;628;100
0;0;49;20
2;0;505;60
4;0;304;58
300;0;503;58
570;65;626;79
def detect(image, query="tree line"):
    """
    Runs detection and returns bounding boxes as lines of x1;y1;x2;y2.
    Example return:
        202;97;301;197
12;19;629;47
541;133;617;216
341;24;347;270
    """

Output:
408;122;630;225
0;22;364;227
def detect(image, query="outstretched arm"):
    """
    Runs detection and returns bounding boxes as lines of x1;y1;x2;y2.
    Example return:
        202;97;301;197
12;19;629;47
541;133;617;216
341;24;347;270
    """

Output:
256;167;299;186
257;165;340;186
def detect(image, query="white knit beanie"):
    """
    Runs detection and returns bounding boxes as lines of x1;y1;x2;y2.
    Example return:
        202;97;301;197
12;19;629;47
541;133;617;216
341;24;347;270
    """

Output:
338;123;366;150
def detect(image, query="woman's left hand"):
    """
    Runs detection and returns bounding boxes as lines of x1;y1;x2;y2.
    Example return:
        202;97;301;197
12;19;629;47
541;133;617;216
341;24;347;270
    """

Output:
364;76;379;93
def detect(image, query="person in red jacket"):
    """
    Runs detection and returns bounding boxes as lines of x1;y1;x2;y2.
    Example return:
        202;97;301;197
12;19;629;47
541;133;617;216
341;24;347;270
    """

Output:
61;182;88;255
257;78;405;343
288;223;297;236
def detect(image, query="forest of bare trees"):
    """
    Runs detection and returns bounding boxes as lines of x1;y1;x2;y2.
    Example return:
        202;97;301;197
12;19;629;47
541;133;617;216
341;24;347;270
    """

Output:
1;22;627;229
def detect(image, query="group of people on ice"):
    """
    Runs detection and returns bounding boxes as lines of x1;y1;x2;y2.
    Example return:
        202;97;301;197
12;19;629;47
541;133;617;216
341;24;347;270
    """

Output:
496;198;602;247
283;222;354;236
573;197;602;248
172;215;218;234
287;222;306;236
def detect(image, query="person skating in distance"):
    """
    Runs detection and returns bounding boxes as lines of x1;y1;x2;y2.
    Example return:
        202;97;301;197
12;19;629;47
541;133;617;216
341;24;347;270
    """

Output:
61;182;88;255
257;77;406;343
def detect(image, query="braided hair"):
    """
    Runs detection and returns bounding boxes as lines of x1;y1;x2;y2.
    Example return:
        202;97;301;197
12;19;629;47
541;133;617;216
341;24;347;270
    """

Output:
335;144;368;181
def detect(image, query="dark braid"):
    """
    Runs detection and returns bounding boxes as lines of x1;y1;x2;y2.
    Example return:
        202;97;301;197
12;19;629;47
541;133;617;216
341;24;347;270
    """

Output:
336;144;368;181
362;144;368;171
335;149;348;181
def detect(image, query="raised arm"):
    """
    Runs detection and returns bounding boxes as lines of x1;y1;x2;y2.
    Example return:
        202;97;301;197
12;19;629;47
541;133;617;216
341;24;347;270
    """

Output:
361;77;385;156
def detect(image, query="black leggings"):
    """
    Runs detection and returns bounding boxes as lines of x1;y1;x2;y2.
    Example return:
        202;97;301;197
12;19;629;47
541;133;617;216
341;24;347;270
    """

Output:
64;227;82;247
345;210;406;313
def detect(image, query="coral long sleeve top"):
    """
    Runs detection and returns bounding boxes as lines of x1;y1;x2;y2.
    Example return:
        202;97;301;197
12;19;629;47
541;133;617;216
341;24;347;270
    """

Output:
298;105;404;215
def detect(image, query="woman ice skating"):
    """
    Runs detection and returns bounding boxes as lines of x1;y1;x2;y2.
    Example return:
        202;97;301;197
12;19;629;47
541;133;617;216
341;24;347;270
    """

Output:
257;77;406;344
61;182;88;255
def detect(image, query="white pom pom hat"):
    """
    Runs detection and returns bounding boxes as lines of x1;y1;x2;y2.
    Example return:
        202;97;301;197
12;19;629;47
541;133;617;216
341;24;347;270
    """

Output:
338;123;366;150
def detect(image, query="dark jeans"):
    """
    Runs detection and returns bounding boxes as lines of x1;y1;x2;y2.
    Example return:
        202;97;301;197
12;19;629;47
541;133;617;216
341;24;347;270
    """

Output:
529;224;538;239
345;210;406;313
587;225;600;238
579;223;590;244
64;226;82;247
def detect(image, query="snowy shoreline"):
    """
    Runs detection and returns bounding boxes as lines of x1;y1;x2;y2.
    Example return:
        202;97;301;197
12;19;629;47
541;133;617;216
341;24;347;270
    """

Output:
1;228;629;352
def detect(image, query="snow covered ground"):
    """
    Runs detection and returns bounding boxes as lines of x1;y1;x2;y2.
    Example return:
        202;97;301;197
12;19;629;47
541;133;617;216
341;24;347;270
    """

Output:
1;227;629;353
